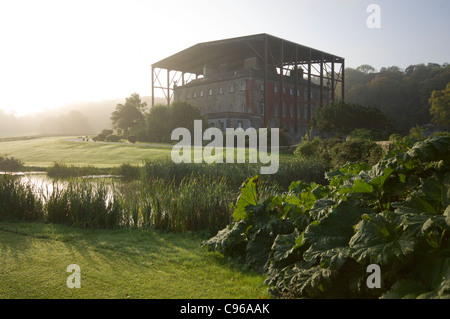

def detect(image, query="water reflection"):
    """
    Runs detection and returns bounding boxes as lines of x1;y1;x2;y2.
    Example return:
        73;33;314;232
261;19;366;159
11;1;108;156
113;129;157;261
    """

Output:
1;171;123;201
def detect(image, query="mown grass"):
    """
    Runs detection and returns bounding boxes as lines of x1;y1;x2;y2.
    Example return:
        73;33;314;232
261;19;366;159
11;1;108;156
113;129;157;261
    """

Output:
0;221;269;299
0;136;173;168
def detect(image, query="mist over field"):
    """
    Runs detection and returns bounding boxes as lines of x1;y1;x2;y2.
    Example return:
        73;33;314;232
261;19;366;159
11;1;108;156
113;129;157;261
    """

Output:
0;96;165;137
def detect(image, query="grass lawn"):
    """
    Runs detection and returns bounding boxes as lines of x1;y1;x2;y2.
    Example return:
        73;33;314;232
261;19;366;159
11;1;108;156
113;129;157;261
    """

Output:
0;136;173;168
0;221;269;299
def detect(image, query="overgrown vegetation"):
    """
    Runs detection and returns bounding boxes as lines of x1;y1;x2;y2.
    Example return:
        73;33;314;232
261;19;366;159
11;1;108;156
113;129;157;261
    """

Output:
294;137;384;167
202;135;450;299
0;156;24;171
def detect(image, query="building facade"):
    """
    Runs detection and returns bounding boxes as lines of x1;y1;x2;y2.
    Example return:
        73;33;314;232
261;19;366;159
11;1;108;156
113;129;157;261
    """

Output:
152;34;344;143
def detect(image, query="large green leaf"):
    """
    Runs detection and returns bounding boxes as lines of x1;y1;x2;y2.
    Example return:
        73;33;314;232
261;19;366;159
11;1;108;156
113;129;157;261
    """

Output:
201;219;248;257
303;199;366;269
233;176;258;221
349;212;417;265
271;229;303;268
382;257;450;299
403;136;450;163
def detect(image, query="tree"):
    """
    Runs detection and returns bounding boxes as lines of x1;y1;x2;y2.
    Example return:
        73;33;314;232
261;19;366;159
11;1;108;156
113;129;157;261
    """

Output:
311;101;390;138
110;93;147;138
144;101;206;143
429;82;450;128
356;64;376;74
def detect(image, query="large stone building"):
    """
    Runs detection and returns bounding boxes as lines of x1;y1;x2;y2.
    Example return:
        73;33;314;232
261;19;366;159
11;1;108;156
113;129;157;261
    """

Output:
151;34;345;143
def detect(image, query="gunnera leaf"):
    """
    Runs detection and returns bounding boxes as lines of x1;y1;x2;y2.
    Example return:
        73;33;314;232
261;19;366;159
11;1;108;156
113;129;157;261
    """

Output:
349;212;417;265
233;176;259;221
403;136;450;163
201;219;248;257
303;199;367;269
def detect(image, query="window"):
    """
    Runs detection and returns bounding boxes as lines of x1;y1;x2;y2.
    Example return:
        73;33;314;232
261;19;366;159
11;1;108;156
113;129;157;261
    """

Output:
304;103;308;119
242;103;247;113
283;103;287;118
219;87;223;94
193;92;197;98
229;85;234;93
240;82;246;91
297;105;301;118
290;88;294;96
258;101;264;115
274;103;279;117
208;89;213;96
297;89;301;97
200;90;204;97
187;92;191;99
290;104;294;118
274;85;278;93
259;84;264;91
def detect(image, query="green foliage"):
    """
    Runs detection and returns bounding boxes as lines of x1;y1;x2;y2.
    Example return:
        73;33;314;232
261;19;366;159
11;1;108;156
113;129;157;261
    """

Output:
0;175;44;221
294;137;383;167
144;101;206;143
344;63;450;132
105;134;121;142
127;135;137;143
110;93;147;138
203;136;450;299
0;156;24;171
94;133;106;141
429;82;450;128
311;101;391;138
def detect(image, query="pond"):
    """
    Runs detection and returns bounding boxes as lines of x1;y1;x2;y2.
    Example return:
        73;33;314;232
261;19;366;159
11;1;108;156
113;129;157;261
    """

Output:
0;171;124;201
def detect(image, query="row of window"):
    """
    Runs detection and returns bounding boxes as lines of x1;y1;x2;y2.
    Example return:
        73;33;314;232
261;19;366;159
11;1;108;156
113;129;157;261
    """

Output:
271;85;314;99
183;83;247;100
178;83;317;100
258;102;314;119
212;102;313;119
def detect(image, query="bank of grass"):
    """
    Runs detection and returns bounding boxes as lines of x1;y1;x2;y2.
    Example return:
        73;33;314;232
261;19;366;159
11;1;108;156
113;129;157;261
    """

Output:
0;221;269;299
0;136;173;168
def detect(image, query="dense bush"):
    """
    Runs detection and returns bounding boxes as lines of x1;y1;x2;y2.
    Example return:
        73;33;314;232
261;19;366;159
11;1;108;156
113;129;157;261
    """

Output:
295;137;383;167
203;136;450;299
94;133;106;142
0;156;24;171
127;135;137;144
106;134;121;142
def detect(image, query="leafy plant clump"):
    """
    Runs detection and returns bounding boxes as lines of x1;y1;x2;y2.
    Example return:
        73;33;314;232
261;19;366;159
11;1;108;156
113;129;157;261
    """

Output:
202;136;450;299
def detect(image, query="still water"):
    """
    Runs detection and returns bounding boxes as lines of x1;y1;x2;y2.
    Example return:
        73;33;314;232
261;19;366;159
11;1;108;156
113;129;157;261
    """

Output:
0;171;123;201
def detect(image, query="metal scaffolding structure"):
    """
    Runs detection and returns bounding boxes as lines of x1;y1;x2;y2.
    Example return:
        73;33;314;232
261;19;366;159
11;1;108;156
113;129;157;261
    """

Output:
151;33;344;127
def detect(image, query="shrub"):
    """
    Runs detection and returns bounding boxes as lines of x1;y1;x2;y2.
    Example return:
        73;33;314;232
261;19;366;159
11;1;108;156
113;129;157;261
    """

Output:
331;139;383;166
127;135;137;144
0;156;24;171
101;129;114;136
347;128;374;141
95;133;106;141
106;134;121;142
295;137;383;167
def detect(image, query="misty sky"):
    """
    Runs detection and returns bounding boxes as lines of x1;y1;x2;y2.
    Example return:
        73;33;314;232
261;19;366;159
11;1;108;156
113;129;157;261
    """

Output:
0;0;449;116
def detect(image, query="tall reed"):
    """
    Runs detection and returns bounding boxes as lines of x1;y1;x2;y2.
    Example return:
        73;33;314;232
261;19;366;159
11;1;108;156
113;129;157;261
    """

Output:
138;174;233;233
44;178;125;229
0;175;44;221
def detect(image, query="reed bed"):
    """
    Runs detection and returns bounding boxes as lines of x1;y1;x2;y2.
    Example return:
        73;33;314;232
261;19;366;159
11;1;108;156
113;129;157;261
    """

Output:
0;175;44;221
0;155;329;233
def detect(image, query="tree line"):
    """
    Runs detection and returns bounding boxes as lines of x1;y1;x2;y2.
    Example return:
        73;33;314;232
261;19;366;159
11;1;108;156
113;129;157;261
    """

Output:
108;93;205;143
339;62;450;133
106;62;449;144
